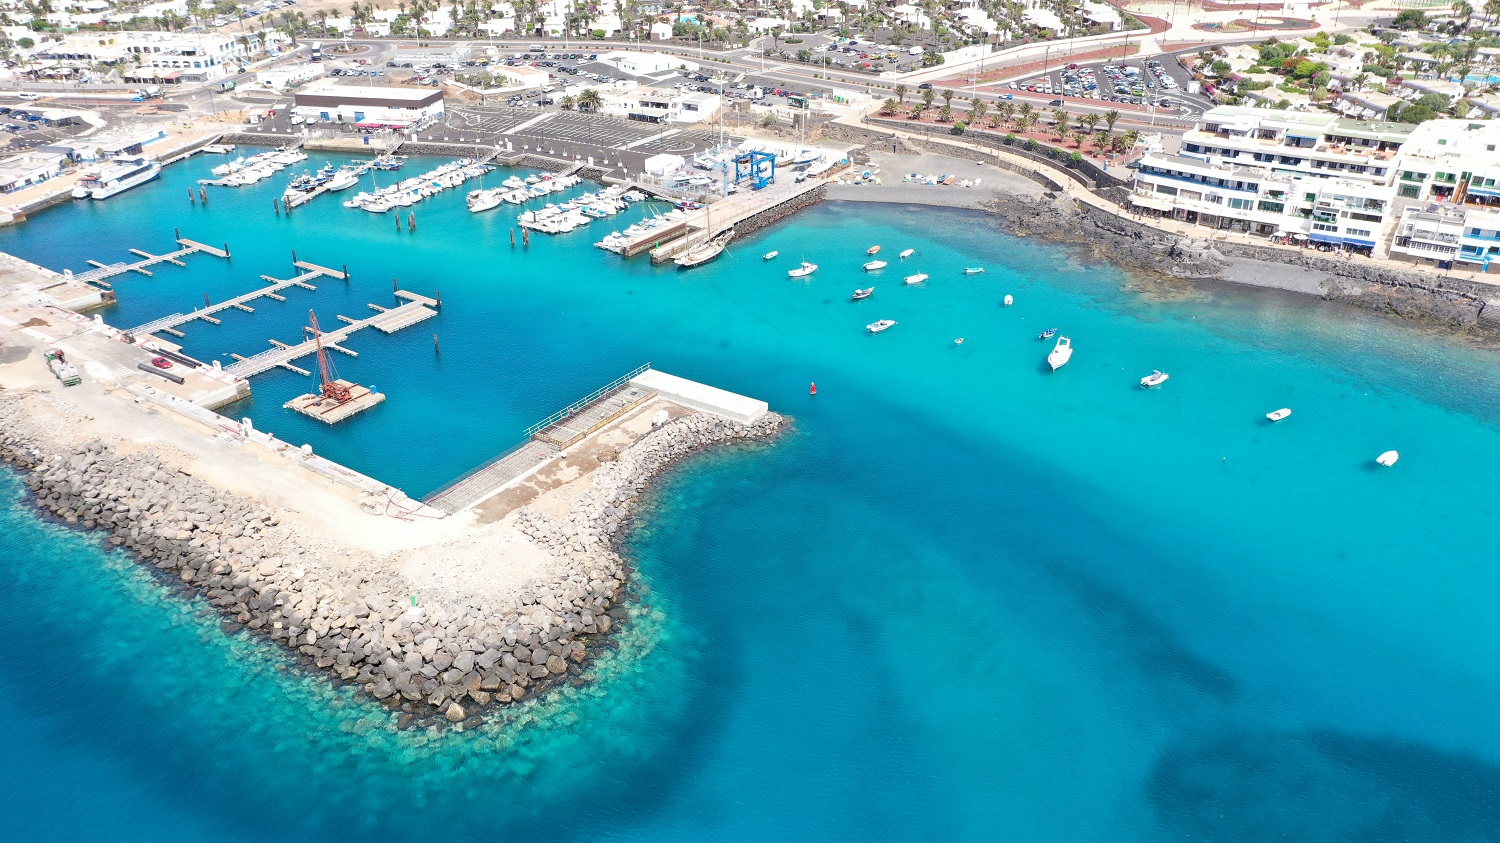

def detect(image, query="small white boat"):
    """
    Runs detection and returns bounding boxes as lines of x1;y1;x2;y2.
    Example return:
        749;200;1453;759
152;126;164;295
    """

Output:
1140;370;1169;388
903;273;928;285
963;267;985;275
867;319;896;333
763;250;779;260
789;261;818;278
1266;408;1292;422
899;248;915;259
1003;294;1014;307
954;338;965;345
863;260;887;271
852;287;874;300
1047;336;1073;370
1376;450;1399;467
327;169;360;191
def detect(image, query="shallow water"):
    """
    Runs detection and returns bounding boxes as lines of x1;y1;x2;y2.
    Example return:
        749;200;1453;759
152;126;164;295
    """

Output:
2;152;1499;840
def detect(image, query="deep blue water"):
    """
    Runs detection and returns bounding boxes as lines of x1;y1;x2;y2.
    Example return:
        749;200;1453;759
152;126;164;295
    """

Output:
2;150;1499;840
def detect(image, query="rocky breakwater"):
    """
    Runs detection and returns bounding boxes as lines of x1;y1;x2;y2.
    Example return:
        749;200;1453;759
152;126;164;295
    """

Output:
0;388;785;727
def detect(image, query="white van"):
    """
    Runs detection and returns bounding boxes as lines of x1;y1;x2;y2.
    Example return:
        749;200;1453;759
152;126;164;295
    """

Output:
908;46;923;56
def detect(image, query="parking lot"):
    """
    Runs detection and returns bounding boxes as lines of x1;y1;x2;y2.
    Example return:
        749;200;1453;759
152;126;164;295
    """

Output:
1003;51;1215;115
0;99;90;152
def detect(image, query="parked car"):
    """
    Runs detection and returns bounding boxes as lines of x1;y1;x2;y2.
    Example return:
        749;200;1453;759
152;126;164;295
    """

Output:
150;356;173;369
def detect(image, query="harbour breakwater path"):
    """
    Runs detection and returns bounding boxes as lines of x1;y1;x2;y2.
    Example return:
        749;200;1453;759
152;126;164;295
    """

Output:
0;387;784;728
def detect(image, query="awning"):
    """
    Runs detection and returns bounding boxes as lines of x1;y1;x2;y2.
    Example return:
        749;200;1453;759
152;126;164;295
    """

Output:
1130;193;1175;211
1467;185;1500;198
161;71;182;81
1343;237;1376;248
1309;233;1342;245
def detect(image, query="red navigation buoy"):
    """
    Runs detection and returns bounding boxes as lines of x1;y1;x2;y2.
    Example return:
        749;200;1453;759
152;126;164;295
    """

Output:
810;382;817;395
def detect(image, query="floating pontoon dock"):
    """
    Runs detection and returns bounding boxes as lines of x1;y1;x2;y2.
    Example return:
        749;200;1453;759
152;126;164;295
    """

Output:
226;293;438;378
73;234;231;286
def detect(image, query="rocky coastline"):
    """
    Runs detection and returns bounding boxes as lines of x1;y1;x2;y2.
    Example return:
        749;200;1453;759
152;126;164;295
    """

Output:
0;387;785;728
987;192;1500;333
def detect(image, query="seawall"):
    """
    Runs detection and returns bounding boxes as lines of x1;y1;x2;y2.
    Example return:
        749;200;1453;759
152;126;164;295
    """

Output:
986;191;1500;332
0;386;785;728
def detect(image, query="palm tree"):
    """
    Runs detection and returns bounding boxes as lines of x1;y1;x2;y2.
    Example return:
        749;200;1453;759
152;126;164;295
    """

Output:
921;87;936;110
577;88;603;112
560;94;577;110
1453;1;1475;31
881;97;898;115
1069;130;1085;149
1016;101;1035;125
1080;113;1100;134
940;88;955;109
894;83;908;105
997;101;1016;125
1103;108;1120;134
939;104;952;122
1121;129;1141;152
969;97;987;125
1015;113;1034;134
1050;107;1068;139
1092;129;1110;151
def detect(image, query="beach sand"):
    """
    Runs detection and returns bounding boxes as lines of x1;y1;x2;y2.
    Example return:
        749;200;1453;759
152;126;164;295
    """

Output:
824;151;1044;209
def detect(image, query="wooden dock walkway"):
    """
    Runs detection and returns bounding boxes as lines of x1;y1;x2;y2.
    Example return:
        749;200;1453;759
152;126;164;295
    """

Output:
128;261;347;338
225;295;438;378
74;235;231;286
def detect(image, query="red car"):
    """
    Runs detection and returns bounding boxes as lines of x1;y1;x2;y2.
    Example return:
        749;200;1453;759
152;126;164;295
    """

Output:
150;356;172;369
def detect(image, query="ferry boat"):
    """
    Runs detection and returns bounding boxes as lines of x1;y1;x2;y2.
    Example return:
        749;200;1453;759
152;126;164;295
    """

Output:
851;287;874;300
788;261;818;278
863;260;887;271
1140;370;1169;388
903;273;928;285
1047;336;1073;370
1266;408;1292;422
1037;328;1058;340
867;319;897;333
71;158;161;199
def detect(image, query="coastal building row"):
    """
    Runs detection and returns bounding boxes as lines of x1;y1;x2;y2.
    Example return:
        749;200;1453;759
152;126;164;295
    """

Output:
1129;106;1500;271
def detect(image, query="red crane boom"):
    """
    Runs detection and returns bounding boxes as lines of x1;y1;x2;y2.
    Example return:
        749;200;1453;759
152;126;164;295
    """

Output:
307;309;352;403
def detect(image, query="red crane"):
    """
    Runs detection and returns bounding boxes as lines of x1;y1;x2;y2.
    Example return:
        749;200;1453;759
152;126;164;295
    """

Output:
307;309;352;403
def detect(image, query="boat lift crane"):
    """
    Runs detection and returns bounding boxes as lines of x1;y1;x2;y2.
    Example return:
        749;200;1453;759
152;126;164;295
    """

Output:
733;150;776;190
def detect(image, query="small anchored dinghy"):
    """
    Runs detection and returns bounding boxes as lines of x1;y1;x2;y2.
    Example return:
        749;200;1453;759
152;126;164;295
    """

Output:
763;250;779;260
1376;450;1399;467
1140;370;1169;388
1266;408;1292;422
863;259;887;271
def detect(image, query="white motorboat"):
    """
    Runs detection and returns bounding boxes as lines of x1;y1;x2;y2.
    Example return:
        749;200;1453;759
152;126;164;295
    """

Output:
903;273;928;285
899;248;915;259
963;267;985;275
1047;336;1073;370
1266;408;1292;422
788;261;818;278
467;188;503;213
852;287;874;300
326;169;360;191
1003;294;1014;307
867;319;896;333
502;175;526;189
792;149;821;165
1140;370;1169;388
1376;450;1399;467
863;260;887;271
763;250;779;260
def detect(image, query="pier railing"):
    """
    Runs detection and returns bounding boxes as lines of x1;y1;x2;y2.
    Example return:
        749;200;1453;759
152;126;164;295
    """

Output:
524;362;652;439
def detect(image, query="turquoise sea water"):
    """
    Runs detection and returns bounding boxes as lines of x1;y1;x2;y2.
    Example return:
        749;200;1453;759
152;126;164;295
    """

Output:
3;152;1500;840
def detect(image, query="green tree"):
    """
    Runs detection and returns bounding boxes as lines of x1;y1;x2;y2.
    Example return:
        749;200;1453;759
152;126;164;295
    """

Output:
969;97;986;125
880;97;898;114
921;86;935;109
560;94;576;110
1069;129;1084;148
940;88;954;108
1050;107;1068;138
1103;108;1119;133
1092;129;1110;151
1393;9;1427;29
1080;112;1100;134
577;87;603;112
894;83;908;104
938;104;952;122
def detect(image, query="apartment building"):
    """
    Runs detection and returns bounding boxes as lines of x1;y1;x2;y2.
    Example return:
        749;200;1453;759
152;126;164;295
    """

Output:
1386;120;1500;268
1130;106;1415;254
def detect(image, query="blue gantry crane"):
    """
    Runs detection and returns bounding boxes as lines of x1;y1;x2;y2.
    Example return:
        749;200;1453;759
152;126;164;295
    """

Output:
733;150;776;190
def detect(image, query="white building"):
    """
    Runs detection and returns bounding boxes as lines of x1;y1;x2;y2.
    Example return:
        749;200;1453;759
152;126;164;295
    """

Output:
292;83;445;126
598;51;696;76
497;65;549;89
1389;204;1500;268
620;89;722;124
256;65;325;91
0;152;66;193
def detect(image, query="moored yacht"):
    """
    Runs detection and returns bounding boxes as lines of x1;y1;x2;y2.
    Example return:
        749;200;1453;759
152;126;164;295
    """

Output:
1266;408;1292;422
863;260;887;271
867;319;896;333
788;261;817;278
851;287;874;300
903;273;928;285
